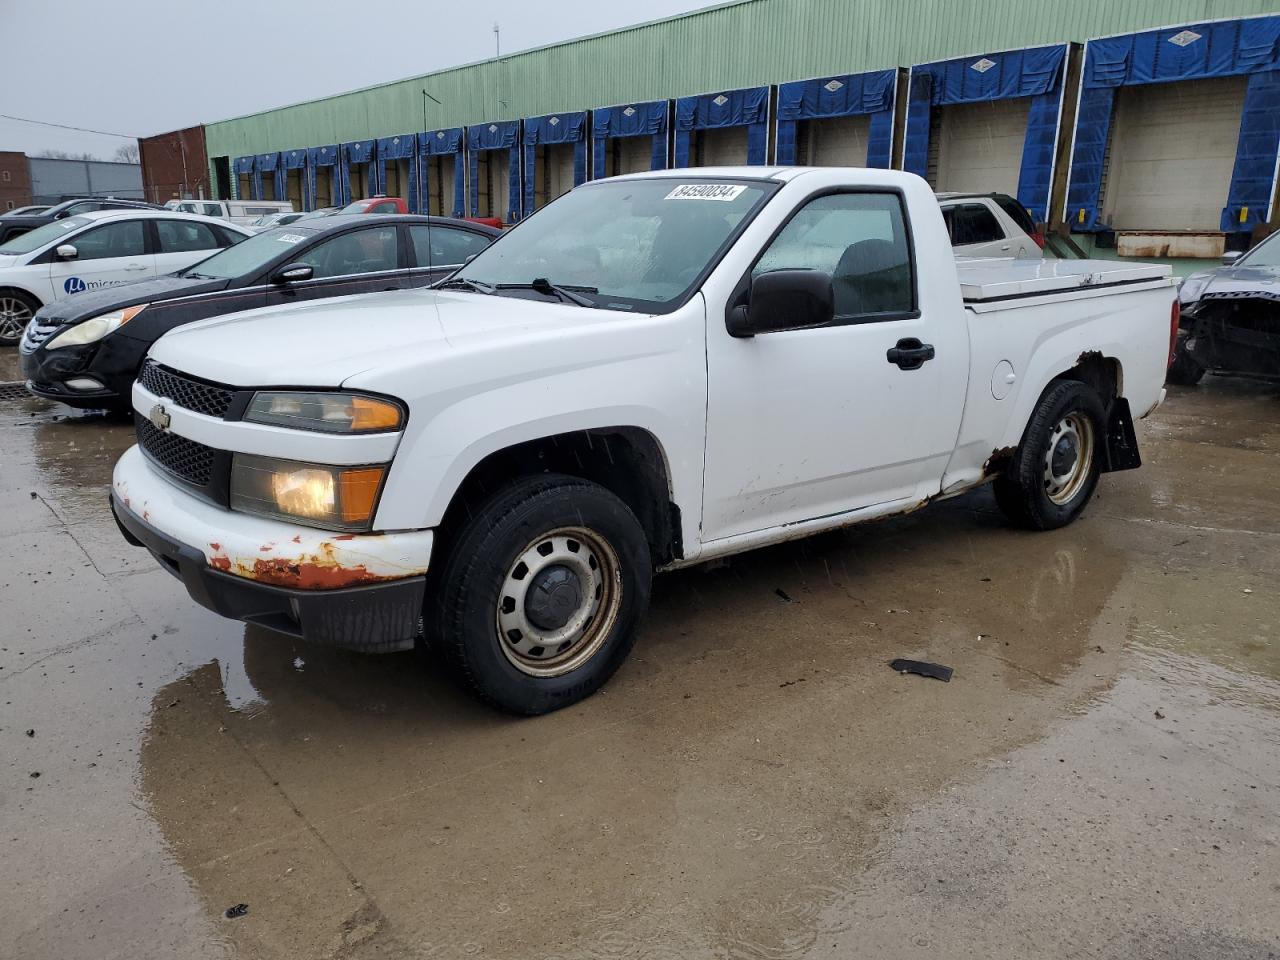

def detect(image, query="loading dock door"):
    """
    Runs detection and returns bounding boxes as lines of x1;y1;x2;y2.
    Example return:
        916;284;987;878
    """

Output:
696;126;748;167
384;159;412;202
474;152;510;223
286;170;303;209
610;136;651;177
535;143;576;209
1100;77;1247;231
315;168;333;207
237;173;252;200
797;114;871;166
934;98;1031;194
424;155;458;216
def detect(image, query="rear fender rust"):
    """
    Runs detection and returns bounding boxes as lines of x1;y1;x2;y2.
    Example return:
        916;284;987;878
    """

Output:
204;538;428;590
983;445;1017;478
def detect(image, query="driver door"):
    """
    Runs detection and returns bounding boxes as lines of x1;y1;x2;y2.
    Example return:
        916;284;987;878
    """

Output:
701;191;968;541
263;225;406;307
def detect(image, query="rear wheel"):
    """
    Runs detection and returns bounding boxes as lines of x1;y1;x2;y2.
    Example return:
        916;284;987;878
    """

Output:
428;474;652;715
994;381;1106;530
0;290;39;346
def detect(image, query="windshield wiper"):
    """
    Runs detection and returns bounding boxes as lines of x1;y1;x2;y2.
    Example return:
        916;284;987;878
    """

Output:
500;278;597;307
438;276;496;294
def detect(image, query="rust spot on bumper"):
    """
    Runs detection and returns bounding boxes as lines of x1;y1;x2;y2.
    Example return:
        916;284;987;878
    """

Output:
206;539;410;589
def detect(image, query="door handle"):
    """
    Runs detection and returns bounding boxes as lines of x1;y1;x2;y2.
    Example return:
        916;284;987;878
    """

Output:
125;264;148;271
886;338;935;370
1000;244;1012;251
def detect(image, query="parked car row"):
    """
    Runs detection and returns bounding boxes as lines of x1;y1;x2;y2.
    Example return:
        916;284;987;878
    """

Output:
0;196;161;246
17;214;499;400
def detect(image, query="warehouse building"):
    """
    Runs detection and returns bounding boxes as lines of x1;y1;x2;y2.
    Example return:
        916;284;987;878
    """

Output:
147;0;1279;269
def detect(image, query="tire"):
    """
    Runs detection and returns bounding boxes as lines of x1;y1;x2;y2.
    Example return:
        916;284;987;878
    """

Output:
427;473;652;715
993;380;1107;531
0;289;39;347
1166;335;1206;386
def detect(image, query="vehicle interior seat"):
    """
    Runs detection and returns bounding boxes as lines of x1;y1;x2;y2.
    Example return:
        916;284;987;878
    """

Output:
832;238;910;316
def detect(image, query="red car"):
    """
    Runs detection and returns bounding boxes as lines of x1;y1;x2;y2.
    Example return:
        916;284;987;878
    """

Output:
339;196;409;214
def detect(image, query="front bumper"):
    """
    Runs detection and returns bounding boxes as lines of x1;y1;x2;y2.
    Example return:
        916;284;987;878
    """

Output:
20;337;137;410
112;444;433;652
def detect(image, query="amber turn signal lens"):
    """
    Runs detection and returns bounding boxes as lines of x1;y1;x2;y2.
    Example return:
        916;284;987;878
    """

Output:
339;467;386;524
350;397;404;432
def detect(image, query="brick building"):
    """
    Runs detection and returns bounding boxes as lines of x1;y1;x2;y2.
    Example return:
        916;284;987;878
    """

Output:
0;151;33;211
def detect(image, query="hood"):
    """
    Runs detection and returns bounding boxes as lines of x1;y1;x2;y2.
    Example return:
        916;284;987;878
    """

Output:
1198;262;1280;304
148;287;628;387
33;274;230;326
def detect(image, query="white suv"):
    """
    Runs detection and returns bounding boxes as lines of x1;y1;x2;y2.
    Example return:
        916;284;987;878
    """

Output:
0;210;250;344
937;192;1044;259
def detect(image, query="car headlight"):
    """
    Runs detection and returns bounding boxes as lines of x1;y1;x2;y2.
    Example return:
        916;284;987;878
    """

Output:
44;304;148;350
1177;274;1210;307
243;391;404;433
229;453;387;531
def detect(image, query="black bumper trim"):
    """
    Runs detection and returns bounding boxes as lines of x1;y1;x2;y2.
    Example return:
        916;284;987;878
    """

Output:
110;493;424;653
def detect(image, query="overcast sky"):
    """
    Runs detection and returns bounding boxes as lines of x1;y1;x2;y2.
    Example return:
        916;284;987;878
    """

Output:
0;0;711;160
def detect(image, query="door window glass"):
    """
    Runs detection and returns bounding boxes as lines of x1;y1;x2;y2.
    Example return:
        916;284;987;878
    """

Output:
156;220;221;253
409;225;492;267
945;203;1004;245
294;227;399;279
752;192;914;318
71;220;147;261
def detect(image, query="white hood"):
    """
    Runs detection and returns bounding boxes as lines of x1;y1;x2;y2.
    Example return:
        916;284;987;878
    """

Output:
147;287;627;387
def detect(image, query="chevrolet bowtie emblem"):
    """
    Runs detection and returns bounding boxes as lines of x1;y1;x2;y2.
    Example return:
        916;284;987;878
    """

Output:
149;402;171;431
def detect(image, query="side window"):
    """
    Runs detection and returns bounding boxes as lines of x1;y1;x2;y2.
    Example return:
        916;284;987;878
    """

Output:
294;226;399;279
202;203;223;217
994;196;1037;236
409;225;492;267
71;220;147;261
752;192;914;320
156;220;221;253
949;204;1004;245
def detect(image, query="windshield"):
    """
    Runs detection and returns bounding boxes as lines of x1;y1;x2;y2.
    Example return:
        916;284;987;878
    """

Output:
340;200;371;213
252;214;278;226
456;178;775;312
181;226;320;280
0;216;92;255
1239;233;1280;269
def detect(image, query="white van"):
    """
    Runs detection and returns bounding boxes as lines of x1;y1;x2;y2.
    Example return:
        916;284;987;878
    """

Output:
168;199;295;226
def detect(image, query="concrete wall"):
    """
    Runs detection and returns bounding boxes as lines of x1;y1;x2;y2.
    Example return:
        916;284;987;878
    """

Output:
28;158;143;204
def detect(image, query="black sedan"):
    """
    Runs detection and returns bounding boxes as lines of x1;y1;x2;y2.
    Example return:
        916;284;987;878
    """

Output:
0;197;160;246
20;214;500;411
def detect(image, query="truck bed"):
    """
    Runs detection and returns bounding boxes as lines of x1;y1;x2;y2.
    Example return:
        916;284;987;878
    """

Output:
956;258;1171;304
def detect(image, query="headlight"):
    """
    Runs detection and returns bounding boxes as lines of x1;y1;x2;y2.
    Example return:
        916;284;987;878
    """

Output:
244;391;404;433
230;453;387;531
1177;274;1210;307
44;304;148;350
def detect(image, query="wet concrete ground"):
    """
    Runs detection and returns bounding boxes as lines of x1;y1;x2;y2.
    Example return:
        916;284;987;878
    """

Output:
3;352;1279;959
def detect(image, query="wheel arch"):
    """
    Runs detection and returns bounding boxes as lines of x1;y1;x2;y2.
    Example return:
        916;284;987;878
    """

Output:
431;425;684;568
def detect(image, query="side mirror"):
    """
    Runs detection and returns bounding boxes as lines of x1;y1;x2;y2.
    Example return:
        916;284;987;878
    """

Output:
1221;250;1243;267
271;262;313;283
56;244;78;260
726;269;834;338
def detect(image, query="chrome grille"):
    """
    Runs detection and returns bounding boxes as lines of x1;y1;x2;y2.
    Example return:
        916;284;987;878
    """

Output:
137;418;215;487
19;319;59;354
139;361;235;419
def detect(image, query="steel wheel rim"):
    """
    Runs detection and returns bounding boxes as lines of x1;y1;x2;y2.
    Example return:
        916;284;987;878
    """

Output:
495;526;622;678
0;298;32;341
1043;412;1094;506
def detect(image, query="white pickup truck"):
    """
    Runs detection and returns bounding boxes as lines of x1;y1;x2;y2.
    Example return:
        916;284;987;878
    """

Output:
111;167;1176;714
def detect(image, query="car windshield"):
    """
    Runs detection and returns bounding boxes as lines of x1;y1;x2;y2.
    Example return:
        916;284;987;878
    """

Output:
252;214;279;226
180;225;321;280
339;200;371;213
0;216;92;255
1239;233;1280;269
455;178;775;312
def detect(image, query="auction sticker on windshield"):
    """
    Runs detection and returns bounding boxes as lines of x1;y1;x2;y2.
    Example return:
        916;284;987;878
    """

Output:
665;184;748;202
276;234;306;243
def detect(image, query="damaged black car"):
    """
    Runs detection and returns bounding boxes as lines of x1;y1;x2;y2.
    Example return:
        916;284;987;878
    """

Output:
1170;232;1280;385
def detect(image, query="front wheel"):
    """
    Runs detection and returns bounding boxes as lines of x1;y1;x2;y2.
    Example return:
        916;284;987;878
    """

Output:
0;290;39;346
994;380;1106;530
428;474;652;715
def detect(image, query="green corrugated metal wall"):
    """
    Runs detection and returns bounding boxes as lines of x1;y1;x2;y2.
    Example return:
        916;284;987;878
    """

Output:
205;0;1280;167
